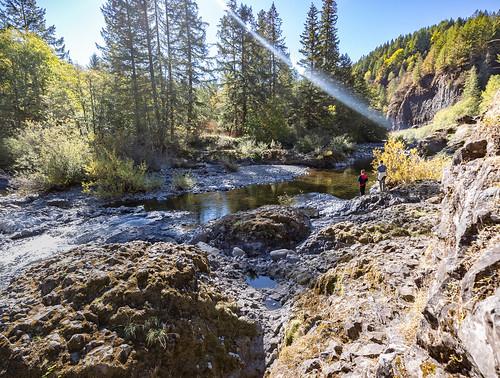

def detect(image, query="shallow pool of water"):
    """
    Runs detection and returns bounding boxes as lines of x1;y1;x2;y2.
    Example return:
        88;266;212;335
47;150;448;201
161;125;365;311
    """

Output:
118;166;368;224
246;275;278;290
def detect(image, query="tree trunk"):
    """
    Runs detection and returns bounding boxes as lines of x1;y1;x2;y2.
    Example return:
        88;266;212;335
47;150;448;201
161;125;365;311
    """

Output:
124;0;142;139
164;0;175;141
153;0;167;150
141;0;162;139
182;1;194;130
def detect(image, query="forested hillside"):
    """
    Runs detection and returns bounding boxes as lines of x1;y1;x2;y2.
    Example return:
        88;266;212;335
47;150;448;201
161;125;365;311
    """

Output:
354;11;500;128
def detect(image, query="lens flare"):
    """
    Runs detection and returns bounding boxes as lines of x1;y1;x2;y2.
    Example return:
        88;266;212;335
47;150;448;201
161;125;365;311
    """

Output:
215;0;390;129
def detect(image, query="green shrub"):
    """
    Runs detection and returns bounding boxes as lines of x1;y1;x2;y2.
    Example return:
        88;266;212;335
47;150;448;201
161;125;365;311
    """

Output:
480;75;500;114
83;150;161;197
171;171;196;191
284;319;302;346
329;135;355;156
236;138;269;160
295;134;324;154
8;121;91;190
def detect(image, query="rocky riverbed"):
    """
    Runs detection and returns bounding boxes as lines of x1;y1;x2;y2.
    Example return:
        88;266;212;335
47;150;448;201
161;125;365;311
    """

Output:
0;165;307;289
0;117;499;378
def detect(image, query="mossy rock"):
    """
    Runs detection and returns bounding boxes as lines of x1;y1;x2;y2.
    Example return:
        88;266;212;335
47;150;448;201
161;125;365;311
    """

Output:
0;242;262;378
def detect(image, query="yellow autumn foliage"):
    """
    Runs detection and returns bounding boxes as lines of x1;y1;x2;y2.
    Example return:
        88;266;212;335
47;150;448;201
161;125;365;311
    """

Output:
372;138;450;185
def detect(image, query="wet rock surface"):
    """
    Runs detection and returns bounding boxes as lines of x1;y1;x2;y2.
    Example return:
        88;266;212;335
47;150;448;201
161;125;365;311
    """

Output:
0;170;9;192
0;165;307;289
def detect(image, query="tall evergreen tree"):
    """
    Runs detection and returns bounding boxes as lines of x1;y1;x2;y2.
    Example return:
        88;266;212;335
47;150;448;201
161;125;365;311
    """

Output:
318;0;339;76
0;0;66;57
217;1;259;135
139;0;162;135
174;0;208;132
216;0;240;133
100;0;146;140
298;3;323;130
161;0;176;140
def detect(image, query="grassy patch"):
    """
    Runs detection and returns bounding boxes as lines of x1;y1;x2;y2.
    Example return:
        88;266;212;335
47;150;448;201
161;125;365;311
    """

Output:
171;172;197;191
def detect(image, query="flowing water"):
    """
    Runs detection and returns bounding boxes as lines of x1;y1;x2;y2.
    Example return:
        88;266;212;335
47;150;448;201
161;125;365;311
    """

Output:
117;165;368;224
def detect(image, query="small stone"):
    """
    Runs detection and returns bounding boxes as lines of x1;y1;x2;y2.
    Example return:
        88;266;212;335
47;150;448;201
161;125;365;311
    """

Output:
196;242;221;255
296;272;312;285
46;198;71;209
232;247;246;258
118;344;132;363
269;249;291;261
344;320;362;341
286;254;300;263
67;334;87;352
353;343;385;358
398;286;415;302
70;352;80;365
301;358;322;374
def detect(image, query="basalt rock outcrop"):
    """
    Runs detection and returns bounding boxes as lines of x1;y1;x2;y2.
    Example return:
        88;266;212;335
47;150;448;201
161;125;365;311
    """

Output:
415;111;500;377
0;242;263;378
191;206;312;257
388;72;464;129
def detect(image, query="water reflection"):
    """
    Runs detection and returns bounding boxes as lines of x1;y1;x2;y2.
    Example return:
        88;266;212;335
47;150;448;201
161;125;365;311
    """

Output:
128;167;365;224
245;275;278;290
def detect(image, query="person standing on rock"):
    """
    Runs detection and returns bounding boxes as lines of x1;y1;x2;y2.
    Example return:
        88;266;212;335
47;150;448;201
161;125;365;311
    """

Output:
377;161;387;192
358;169;369;196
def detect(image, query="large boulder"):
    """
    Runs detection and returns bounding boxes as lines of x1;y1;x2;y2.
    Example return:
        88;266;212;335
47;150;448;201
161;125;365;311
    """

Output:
191;206;311;257
0;242;262;378
417;131;449;156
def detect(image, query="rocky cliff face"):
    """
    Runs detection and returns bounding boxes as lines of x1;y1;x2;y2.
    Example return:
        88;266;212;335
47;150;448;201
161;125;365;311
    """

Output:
416;102;500;377
387;72;464;130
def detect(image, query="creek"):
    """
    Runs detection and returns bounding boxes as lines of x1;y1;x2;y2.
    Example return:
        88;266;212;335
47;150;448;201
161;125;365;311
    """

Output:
112;163;371;224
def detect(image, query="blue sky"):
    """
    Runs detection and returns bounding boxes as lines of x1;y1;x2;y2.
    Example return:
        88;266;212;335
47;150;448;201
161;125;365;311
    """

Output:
38;0;499;66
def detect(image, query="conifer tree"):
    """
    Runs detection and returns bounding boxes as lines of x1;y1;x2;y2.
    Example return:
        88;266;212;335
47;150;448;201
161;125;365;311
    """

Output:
217;1;259;135
462;66;481;115
297;3;323;130
0;0;66;57
318;0;339;76
100;0;146;140
174;0;208;132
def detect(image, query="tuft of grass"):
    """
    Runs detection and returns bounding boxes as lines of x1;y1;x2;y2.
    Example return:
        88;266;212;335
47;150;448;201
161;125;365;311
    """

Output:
124;322;140;340
399;289;428;343
284;319;302;346
144;317;168;349
171;171;196;191
278;193;295;206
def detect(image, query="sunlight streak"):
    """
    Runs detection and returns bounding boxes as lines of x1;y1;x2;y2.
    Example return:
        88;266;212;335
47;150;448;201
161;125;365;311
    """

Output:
214;0;390;129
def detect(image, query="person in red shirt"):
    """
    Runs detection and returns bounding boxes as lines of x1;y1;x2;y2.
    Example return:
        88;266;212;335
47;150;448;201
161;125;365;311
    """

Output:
358;169;369;196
